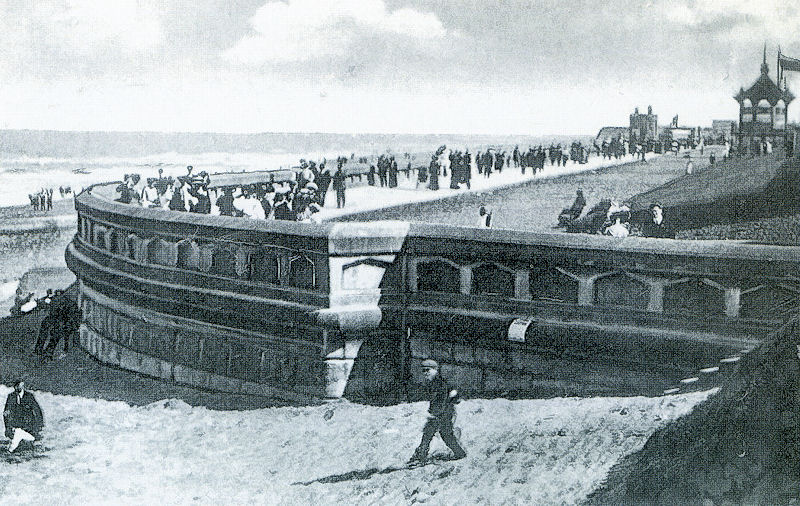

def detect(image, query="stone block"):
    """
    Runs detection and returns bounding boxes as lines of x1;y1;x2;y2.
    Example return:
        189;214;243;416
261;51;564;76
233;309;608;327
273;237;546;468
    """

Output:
324;359;353;398
172;364;192;385
79;327;90;348
209;374;242;394
483;368;512;393
475;347;509;368
138;355;163;379
440;363;481;391
510;350;555;375
409;338;432;360
101;341;121;366
451;343;475;364
343;339;364;359
192;369;212;389
118;347;140;371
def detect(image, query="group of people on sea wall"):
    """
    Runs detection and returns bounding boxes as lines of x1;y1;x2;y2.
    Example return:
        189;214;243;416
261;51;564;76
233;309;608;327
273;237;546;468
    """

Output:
115;162;350;221
559;189;675;239
111;140;622;219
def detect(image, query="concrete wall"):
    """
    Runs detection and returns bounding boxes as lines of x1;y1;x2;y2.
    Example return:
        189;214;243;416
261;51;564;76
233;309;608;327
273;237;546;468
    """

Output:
67;184;800;403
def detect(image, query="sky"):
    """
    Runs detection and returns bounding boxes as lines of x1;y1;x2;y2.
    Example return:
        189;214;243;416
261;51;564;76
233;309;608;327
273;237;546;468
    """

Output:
1;0;799;135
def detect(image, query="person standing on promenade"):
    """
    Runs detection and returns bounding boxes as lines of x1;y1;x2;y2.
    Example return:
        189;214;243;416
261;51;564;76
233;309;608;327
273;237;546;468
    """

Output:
463;150;472;189
332;166;347;208
4;380;44;453
407;359;466;464
428;155;439;190
316;164;332;206
477;206;492;228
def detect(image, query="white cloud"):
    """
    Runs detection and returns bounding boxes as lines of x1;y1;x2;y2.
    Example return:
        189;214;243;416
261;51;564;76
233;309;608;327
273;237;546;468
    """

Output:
660;0;800;43
223;0;446;64
53;0;163;50
0;0;164;79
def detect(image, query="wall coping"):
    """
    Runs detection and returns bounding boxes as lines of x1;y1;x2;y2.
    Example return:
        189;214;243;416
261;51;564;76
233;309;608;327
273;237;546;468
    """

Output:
79;182;800;265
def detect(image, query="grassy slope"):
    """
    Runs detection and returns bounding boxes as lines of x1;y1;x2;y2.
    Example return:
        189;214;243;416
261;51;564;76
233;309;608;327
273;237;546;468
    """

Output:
585;316;800;505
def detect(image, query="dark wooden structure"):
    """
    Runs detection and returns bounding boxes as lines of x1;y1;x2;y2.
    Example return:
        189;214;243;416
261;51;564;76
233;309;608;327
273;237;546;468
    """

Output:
735;47;795;153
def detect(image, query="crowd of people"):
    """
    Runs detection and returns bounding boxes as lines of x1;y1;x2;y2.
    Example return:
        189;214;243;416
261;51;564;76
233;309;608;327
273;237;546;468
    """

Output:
113;141;608;219
27;188;54;212
115;162;351;221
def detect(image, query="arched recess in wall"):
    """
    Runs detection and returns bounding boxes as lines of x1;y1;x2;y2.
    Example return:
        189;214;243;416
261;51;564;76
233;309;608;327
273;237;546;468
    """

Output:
529;263;579;304
210;246;238;278
249;248;281;284
593;271;649;310
471;262;515;297
416;258;460;293
288;254;316;290
176;239;200;270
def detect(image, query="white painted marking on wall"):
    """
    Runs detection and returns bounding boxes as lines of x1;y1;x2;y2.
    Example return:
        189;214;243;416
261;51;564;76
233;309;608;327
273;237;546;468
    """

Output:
663;388;680;394
680;377;699;384
699;366;719;374
720;356;741;363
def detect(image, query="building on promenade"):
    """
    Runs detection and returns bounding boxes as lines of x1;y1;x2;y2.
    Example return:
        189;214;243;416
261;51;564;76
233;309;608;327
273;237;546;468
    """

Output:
629;106;658;144
734;48;794;153
595;126;628;145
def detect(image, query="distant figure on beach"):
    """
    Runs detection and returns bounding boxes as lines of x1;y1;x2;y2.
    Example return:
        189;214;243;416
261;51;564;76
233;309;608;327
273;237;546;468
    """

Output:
477;206;492;228
685;160;693;175
709;152;716;165
4;380;44;453
407;359;466;465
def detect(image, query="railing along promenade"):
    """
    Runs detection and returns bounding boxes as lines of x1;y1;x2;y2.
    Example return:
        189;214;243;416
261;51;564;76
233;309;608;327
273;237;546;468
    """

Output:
66;183;800;402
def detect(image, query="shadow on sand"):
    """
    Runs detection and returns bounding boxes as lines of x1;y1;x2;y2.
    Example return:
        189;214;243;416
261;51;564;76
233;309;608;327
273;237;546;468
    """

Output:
292;453;455;486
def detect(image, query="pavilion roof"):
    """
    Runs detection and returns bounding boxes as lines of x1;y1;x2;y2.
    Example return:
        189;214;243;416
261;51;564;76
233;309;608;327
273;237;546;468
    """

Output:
734;70;794;106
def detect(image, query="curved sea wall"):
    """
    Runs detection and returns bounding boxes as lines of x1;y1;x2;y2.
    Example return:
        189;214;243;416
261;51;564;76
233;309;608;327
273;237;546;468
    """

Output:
66;183;800;403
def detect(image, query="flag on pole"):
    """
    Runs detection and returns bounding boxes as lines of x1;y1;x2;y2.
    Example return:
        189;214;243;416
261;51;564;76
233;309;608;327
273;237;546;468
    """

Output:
779;52;800;73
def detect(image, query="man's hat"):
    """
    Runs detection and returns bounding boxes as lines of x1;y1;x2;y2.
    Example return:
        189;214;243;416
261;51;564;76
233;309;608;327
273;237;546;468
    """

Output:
420;359;439;370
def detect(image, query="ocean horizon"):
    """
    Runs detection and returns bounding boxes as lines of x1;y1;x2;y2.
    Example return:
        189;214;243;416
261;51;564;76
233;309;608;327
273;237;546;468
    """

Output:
0;129;593;207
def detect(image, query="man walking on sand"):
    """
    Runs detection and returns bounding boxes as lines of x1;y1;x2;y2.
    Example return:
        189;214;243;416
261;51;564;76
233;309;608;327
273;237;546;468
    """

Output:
3;380;44;453
408;359;466;464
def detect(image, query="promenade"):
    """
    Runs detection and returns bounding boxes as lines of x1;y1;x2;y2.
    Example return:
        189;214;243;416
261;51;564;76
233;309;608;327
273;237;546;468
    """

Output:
317;151;654;220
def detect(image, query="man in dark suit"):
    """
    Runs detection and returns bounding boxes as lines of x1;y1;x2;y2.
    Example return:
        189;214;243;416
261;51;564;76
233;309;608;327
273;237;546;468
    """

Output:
4;380;44;453
332;166;347;208
640;204;675;238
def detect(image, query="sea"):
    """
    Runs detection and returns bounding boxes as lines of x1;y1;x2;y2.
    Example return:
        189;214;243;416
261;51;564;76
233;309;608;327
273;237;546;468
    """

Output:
0;130;592;207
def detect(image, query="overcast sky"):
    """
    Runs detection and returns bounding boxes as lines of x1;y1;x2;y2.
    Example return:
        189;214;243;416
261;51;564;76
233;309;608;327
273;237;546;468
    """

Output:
1;0;799;135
